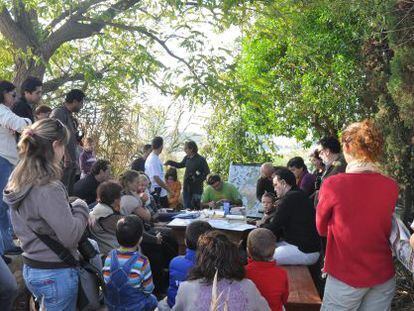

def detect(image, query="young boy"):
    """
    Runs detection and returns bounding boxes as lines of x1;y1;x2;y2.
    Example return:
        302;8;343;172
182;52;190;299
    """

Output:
103;215;157;310
257;192;277;227
79;137;97;178
163;221;213;309
245;228;289;311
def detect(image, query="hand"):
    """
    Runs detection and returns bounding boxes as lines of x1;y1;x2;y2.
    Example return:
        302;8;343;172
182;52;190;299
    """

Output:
208;201;216;209
164;160;171;166
71;198;88;210
139;192;149;203
156;232;163;244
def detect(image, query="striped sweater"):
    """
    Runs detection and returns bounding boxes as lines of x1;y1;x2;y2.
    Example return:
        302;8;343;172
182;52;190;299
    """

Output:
103;248;154;294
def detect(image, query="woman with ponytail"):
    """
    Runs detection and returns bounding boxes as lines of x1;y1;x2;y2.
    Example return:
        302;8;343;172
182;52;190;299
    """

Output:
0;80;31;257
317;120;398;310
3;118;90;311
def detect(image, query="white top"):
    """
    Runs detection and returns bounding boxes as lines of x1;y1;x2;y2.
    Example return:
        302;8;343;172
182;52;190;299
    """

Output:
145;151;167;197
0;104;31;165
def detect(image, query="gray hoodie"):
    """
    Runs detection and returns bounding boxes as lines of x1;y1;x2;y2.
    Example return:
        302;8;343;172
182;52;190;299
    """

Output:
4;180;89;263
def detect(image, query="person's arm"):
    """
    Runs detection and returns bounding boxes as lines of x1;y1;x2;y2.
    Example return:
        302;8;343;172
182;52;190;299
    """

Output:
200;187;215;209
154;175;170;193
256;178;264;201
196;157;210;182
79;152;87;172
300;174;316;196
38;183;89;249
0;108;31;133
140;258;155;294
165;157;186;169
315;180;335;237
172;281;191;310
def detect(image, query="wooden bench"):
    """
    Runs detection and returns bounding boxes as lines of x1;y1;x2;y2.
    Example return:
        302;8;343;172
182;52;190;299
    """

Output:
282;265;322;311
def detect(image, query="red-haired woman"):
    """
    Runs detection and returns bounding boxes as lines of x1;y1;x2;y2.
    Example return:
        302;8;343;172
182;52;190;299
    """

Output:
317;120;398;310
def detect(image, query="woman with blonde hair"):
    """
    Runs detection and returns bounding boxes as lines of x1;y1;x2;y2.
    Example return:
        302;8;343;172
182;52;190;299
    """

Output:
317;119;398;310
3;118;89;311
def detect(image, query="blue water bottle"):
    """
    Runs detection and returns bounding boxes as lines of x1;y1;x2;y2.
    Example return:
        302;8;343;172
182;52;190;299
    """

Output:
223;202;230;216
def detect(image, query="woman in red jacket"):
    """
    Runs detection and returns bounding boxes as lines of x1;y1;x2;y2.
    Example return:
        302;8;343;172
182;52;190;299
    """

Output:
317;120;398;310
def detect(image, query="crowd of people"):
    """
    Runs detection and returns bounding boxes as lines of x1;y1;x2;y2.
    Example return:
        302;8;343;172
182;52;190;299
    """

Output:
0;76;406;311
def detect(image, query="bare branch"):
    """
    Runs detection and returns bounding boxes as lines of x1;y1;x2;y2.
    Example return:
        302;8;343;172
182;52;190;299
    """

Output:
43;73;86;93
0;7;32;49
47;0;107;31
43;0;141;60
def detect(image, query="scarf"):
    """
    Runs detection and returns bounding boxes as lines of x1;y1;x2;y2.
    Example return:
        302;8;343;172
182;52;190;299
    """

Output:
345;160;380;173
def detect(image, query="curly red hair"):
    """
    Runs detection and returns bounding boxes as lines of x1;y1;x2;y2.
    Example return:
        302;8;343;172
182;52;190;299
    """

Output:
341;120;384;163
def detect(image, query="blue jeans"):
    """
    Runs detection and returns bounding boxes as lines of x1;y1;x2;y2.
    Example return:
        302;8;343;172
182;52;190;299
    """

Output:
23;265;79;311
0;156;14;255
0;256;18;311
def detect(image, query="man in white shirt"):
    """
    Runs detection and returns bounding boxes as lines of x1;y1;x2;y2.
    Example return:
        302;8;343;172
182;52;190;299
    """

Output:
145;136;170;208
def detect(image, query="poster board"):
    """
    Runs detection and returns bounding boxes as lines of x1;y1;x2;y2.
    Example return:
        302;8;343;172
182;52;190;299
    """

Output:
228;163;261;213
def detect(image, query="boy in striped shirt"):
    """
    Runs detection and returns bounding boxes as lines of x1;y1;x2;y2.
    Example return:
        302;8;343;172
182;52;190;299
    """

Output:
103;215;157;310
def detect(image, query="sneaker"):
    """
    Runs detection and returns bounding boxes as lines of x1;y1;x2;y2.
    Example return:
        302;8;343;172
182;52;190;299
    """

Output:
4;246;23;255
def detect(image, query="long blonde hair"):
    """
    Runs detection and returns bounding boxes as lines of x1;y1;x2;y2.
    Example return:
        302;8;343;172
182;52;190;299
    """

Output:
7;118;69;192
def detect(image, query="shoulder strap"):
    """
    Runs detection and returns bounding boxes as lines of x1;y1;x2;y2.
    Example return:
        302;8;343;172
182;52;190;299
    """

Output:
15;187;78;267
110;249;120;272
33;232;79;267
121;253;139;275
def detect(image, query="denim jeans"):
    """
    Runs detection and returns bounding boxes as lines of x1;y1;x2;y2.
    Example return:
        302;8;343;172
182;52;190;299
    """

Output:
23;265;79;311
0;256;18;311
0;156;14;255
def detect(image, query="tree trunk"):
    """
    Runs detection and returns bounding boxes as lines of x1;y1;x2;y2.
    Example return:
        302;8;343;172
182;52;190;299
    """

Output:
13;57;46;92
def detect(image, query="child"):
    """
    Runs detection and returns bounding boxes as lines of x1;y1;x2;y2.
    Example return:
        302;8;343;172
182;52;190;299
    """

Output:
257;192;277;226
165;167;182;210
164;221;213;308
34;104;52;120
103;215;158;311
79;137;97;178
137;173;158;216
245;228;289;311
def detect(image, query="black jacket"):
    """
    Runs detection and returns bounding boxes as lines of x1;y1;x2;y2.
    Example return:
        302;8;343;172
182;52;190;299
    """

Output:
73;174;100;205
167;153;210;195
13;97;34;123
262;187;320;253
256;177;275;201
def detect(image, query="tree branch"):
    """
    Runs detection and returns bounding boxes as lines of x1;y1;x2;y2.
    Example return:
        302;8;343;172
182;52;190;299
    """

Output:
0;7;32;50
43;73;87;93
43;0;141;60
82;18;208;89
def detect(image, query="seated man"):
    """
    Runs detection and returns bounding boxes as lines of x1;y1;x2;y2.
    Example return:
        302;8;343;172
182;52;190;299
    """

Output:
256;162;275;201
200;174;243;209
73;159;111;205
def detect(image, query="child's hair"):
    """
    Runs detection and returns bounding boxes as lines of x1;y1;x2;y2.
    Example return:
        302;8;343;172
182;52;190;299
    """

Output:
119;170;140;190
116;215;144;248
165;167;178;181
188;231;244;283
7;118;69;192
97;181;122;207
247;228;276;261
34;104;52;116
185;221;213;250
84;137;94;146
261;192;276;203
137;174;149;184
